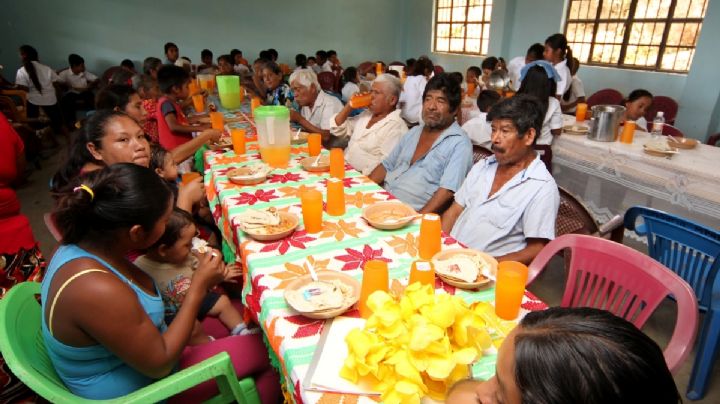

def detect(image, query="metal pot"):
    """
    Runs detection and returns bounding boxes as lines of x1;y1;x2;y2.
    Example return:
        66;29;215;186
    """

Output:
487;70;510;91
588;105;626;142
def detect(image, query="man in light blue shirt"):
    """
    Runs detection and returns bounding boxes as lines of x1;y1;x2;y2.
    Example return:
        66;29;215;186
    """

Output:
442;95;559;264
369;73;473;213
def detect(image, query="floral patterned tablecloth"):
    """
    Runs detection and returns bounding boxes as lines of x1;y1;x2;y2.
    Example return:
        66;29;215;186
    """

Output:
204;108;547;404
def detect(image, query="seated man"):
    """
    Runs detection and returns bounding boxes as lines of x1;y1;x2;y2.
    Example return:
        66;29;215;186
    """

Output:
58;53;98;128
442;95;559;264
288;69;343;148
369;73;473;213
329;74;408;175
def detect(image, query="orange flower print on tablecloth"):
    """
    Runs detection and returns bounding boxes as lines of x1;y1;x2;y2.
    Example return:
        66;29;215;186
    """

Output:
345;191;385;209
319;220;363;241
276;184;312;199
213;154;250;166
269;256;331;289
386;232;419;257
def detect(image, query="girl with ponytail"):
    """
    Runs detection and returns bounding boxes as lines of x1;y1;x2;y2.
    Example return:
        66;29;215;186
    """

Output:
544;33;574;99
15;45;65;139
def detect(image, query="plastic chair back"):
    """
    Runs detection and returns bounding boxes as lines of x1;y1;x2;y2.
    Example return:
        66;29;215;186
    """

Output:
433;65;445;75
645;95;679;126
661;124;685;138
706;133;720;146
317;72;336;92
471;145;492;164
528;234;699;374
586;88;624;108
357;61;374;76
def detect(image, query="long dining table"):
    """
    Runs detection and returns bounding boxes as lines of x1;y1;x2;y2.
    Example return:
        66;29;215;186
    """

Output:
202;102;547;403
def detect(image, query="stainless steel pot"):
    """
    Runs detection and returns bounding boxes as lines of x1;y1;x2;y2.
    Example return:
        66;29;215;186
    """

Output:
487;70;510;91
588;105;626;142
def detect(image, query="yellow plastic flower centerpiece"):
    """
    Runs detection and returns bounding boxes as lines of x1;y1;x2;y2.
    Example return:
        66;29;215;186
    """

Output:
340;283;501;403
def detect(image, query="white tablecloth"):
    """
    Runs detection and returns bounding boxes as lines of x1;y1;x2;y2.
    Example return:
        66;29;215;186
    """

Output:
553;115;720;233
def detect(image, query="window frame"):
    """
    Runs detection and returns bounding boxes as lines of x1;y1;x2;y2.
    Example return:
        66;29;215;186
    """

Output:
433;0;493;56
564;0;706;73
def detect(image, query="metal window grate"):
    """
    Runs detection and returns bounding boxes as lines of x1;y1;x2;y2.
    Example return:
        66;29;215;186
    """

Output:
433;0;493;56
564;0;707;73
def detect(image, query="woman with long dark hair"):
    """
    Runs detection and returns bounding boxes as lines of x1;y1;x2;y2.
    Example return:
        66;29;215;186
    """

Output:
544;33;574;99
14;45;65;140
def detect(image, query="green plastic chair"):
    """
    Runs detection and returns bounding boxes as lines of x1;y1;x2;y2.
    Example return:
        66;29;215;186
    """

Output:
0;282;261;404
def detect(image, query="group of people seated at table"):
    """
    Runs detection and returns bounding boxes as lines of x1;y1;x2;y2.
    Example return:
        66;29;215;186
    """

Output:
0;32;682;403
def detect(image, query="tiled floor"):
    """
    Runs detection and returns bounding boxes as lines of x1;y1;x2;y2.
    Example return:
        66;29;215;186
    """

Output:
16;144;720;403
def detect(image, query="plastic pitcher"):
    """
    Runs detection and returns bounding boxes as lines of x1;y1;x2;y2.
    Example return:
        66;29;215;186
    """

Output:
216;75;242;110
255;106;291;167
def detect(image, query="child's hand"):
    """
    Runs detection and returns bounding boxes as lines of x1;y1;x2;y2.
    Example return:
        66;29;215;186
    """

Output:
201;128;222;143
178;177;206;205
193;249;225;290
223;264;243;283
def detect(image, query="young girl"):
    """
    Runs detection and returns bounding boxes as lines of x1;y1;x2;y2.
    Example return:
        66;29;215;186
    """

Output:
560;58;586;113
622;89;653;132
518;61;563;145
544;33;574;98
136;75;161;142
134;208;253;344
14;45;64;139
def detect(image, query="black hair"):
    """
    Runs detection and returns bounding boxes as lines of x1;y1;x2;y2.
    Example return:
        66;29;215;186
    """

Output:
411;57;433;77
121;59;134;69
562;58;583;102
307;56;317;63
109;69;134;86
342;66;358;86
476;90;501;113
526;43;545;62
466;66;481;78
53;163;171;245
230;49;242;58
136;75;157;92
295;53;307;68
164;42;178;54
516;307;681;404
262;61;283;76
545;33;575;72
149;142;171;173
157;64;190;94
68;54;84;67
267;48;278;60
315;50;327;61
96;85;137;111
517;65;556;118
259;50;272;61
150;207;194;250
19;45;42;94
201;49;213;59
386;70;400;78
448;71;464;86
422;73;461;113
217;54;233;65
486;94;545;144
143;57;162;75
51;110;137;192
626;89;653;104
481;56;499;71
327;50;337;58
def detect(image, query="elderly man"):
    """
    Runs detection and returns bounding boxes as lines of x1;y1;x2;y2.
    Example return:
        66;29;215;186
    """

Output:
329;74;408;175
369;73;473;213
289;69;343;148
442;95;559;264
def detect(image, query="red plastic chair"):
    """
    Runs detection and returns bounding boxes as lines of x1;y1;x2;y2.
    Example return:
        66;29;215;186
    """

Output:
705;133;719;146
586;88;624;108
527;234;699;374
357;61;374;77
645;95;679;126
317;72;336;93
661;124;685;138
433;65;445;75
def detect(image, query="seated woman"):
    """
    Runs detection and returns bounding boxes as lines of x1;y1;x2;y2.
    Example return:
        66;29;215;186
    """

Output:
446;307;680;404
262;61;292;106
517;61;562;145
43;164;280;402
622;89;653;132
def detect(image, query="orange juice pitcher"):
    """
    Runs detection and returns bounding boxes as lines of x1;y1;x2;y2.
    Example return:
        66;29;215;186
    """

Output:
255;106;291;168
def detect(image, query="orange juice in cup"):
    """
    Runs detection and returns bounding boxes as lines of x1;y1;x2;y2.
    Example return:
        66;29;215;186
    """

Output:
466;82;476;97
230;128;246;154
494;261;529;320
575;103;588;122
301;190;324;233
408;260;435;287
375;62;383;76
307;133;322;156
181;172;201;185
326;178;346;216
349;92;371;109
191;94;205;113
329;148;345;179
251;97;262;115
418;214;441;260
210;112;224;130
359;259;389;318
189;80;200;96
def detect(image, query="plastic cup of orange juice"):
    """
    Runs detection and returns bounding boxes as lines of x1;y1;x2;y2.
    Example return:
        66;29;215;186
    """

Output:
576;103;588;122
231;128;246;155
329;148;345;179
359;259;389;318
620;120;636;144
181;172;201;185
408;260;435;287
307;134;322;156
326;178;346;216
191;94;205;114
466;82;476;97
301;190;323;233
418;214;441;260
494;261;529;320
210;112;224;130
349;92;372;109
251;97;262;115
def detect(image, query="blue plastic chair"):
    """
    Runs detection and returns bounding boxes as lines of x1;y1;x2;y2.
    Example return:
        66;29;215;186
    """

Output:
624;206;720;400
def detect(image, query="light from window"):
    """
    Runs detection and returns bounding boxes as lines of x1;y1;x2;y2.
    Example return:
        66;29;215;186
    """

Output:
434;0;493;55
565;0;707;73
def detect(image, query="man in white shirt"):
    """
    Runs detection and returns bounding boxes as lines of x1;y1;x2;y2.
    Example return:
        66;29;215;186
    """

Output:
507;43;545;91
442;95;559;264
329;74;408;175
58;54;98;127
461;90;501;148
289;69;344;148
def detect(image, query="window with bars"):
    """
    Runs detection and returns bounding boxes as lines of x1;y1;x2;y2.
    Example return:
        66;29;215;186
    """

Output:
564;0;707;73
434;0;493;55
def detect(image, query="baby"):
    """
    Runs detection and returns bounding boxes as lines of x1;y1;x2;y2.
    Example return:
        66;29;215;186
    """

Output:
135;208;255;344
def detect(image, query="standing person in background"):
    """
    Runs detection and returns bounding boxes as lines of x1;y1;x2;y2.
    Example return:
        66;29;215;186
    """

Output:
58;53;98;129
544;33;574;98
560;58;586;113
164;42;179;65
479;56;499;90
326;50;342;74
507;43;545;91
399;57;434;125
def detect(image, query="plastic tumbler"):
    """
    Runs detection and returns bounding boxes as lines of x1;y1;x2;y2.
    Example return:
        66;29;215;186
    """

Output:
216;75;242;110
210;112;224;130
408;260;435;287
191;94;205;114
418;214;442;260
231;128;246;155
329;148;345;179
359;259;389;318
307;133;322;156
251;97;262;115
349;92;371;109
494;261;529;320
181;172;201;185
301;190;323;233
326;178;346;216
620;120;636;144
575;103;588;122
